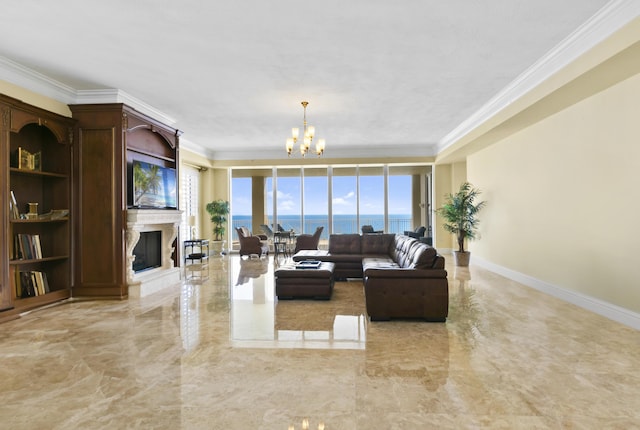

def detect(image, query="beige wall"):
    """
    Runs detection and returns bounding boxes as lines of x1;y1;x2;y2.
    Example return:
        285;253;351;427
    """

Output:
433;161;467;250
468;72;640;313
196;168;230;243
251;177;266;234
0;80;71;117
433;164;451;250
180;149;231;243
411;175;421;229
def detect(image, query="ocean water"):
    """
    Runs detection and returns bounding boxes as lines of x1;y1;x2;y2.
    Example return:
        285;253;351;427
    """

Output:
231;214;412;238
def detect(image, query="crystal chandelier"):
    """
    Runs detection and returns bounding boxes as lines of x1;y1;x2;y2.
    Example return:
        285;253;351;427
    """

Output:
286;101;326;157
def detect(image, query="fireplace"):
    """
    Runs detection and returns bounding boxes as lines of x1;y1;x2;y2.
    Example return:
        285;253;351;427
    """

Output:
133;231;162;272
126;209;183;297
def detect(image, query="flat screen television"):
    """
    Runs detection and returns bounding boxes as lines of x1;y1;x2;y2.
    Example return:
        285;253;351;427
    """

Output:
130;160;177;209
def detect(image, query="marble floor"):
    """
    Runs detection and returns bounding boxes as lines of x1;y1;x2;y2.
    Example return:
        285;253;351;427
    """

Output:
1;255;639;430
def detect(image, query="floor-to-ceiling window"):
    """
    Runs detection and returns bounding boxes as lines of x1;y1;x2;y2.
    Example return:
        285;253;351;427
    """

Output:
387;167;413;234
302;167;328;239
272;167;302;232
358;166;385;233
231;175;251;240
388;165;431;236
331;166;358;233
229;163;431;241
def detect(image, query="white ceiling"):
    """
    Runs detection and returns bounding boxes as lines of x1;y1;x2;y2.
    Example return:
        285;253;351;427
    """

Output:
0;0;617;160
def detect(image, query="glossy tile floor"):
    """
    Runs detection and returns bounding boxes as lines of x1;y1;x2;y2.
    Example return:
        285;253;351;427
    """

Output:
1;255;639;429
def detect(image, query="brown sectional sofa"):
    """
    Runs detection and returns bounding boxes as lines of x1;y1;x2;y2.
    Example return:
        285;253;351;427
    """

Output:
293;233;449;322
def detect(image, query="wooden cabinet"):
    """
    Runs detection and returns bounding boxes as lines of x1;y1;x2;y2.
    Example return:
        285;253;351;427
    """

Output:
0;95;74;322
69;104;180;298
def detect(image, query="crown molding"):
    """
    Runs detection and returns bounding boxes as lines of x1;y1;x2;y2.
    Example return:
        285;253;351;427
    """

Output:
209;143;438;161
179;138;212;159
0;56;77;103
437;0;640;154
75;89;176;126
0;57;176;126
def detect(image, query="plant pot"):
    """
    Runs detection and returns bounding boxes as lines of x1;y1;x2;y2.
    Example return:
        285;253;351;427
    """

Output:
453;251;471;267
210;240;226;256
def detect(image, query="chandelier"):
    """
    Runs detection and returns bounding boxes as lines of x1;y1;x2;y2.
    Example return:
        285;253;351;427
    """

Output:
286;101;326;157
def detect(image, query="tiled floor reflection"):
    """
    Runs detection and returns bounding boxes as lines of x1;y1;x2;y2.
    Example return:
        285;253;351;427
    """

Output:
230;257;367;349
0;254;639;429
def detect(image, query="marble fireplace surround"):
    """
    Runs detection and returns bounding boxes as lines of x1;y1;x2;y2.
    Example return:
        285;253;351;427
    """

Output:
126;209;183;298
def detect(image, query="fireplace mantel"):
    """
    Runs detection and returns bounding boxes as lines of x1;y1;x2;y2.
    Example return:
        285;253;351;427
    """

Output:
128;209;184;227
126;209;183;297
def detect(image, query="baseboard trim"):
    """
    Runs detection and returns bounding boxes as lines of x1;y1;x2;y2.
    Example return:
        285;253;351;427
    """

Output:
473;256;640;330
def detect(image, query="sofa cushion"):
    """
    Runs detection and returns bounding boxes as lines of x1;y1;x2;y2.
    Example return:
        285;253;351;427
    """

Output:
390;235;412;266
391;234;437;269
361;233;395;255
328;234;361;254
362;257;400;275
406;242;437;269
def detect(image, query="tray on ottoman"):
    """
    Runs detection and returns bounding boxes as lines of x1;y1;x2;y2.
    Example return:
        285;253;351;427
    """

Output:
274;261;335;300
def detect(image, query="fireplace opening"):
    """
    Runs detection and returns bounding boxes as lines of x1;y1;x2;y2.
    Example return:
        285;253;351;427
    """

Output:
133;231;162;273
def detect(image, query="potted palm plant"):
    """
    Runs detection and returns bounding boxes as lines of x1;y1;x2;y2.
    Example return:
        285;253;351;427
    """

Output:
436;182;486;266
205;199;230;256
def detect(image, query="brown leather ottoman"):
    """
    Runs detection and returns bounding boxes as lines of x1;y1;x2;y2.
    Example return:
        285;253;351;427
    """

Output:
274;262;335;300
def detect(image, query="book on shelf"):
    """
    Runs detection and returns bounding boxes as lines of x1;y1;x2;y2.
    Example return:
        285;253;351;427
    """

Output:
19;271;36;298
34;271;49;295
12;147;42;171
19;234;31;260
14;270;50;298
42;271;50;294
12;236;18;260
14;233;43;260
30;272;41;296
9;190;20;219
33;151;41;171
32;234;42;259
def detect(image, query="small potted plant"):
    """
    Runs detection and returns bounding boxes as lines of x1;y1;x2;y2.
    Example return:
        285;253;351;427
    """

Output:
205;199;230;256
436;182;486;266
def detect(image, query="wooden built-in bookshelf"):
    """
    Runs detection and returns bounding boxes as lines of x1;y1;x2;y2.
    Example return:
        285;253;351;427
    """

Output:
69;103;181;298
0;94;74;322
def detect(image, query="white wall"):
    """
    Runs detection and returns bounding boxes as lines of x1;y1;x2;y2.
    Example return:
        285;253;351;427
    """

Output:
468;72;640;313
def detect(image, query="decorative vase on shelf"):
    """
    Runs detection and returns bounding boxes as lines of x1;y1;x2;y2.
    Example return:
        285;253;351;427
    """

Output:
27;202;39;219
